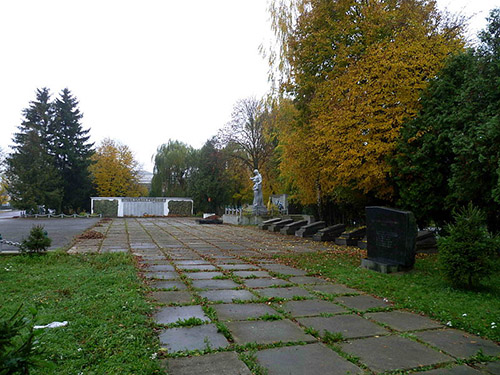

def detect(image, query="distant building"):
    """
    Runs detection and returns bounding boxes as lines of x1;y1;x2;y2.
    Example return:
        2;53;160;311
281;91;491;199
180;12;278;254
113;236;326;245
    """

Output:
138;170;154;191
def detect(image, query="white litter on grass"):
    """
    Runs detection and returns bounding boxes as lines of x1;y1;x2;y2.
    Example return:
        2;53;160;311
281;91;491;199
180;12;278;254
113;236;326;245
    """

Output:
34;321;68;330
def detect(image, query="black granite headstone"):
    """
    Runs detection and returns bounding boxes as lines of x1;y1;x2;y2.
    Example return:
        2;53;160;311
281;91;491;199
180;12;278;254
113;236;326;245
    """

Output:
335;227;366;246
295;221;326;237
259;218;282;230
363;207;417;273
269;219;294;232
281;220;308;235
313;224;346;242
416;230;437;252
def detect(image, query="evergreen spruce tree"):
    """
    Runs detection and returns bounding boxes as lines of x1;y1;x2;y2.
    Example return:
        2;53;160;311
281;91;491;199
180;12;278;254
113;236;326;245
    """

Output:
6;88;62;211
51;88;94;212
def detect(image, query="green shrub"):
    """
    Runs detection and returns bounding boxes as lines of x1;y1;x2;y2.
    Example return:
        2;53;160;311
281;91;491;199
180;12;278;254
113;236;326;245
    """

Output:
438;204;499;289
0;306;39;375
168;200;192;216
93;199;118;217
19;226;51;254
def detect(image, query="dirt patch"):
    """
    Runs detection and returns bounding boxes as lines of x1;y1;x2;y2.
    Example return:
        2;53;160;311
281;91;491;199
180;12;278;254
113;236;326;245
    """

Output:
77;230;105;240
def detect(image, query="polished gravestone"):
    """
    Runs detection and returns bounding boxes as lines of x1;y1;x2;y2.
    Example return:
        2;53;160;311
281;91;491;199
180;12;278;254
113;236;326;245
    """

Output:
268;219;294;232
295;221;326;238
259;217;282;230
362;206;417;273
280;220;308;235
313;223;346;242
335;227;366;246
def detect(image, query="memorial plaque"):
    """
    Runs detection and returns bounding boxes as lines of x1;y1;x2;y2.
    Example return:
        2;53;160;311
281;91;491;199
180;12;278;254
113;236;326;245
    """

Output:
363;207;417;272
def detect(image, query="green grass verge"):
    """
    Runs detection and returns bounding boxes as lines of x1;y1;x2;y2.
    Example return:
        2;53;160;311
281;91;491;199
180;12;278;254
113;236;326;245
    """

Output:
0;252;161;374
276;250;500;342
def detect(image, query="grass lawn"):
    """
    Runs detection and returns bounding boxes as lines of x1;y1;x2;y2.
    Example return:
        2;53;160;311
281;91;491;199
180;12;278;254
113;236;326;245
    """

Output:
277;247;500;343
0;252;161;375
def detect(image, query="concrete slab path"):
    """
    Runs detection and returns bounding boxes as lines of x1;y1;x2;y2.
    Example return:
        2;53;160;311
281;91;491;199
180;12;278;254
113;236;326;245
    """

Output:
70;218;500;374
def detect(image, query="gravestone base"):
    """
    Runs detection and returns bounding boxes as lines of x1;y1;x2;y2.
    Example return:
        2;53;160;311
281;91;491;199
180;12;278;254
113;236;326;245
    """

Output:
361;258;409;274
253;205;268;216
335;238;360;246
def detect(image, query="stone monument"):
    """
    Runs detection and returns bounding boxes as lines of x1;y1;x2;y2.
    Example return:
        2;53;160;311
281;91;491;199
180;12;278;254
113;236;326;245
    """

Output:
250;169;267;215
361;206;417;273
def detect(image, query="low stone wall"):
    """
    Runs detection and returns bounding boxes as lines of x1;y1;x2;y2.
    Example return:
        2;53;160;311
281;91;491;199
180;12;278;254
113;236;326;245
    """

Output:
91;197;193;217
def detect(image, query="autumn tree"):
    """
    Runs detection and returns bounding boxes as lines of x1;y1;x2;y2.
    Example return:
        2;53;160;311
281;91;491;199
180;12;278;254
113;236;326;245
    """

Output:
89;138;146;197
265;0;464;213
151;140;195;197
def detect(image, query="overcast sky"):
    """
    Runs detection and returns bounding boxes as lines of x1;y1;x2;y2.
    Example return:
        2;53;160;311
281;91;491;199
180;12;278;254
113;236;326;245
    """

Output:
0;0;496;171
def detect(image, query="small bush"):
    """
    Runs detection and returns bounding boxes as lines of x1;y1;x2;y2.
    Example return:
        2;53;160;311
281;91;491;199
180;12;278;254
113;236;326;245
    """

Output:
20;226;51;254
0;305;39;375
438;204;499;289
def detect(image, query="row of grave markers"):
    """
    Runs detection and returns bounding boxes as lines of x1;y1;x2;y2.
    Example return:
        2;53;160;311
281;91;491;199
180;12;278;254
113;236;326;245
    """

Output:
260;206;419;274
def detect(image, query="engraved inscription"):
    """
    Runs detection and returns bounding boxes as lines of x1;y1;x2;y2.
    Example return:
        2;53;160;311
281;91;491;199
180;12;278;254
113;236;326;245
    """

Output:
375;230;399;248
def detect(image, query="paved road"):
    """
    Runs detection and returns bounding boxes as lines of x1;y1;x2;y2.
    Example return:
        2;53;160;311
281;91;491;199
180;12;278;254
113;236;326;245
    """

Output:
0;217;100;251
70;218;500;375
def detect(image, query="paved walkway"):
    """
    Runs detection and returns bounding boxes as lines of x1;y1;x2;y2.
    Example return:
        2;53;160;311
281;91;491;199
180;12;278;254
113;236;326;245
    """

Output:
0;217;100;251
69;218;500;374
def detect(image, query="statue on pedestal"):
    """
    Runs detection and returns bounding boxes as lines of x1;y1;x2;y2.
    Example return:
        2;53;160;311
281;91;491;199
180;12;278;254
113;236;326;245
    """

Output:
250;169;267;215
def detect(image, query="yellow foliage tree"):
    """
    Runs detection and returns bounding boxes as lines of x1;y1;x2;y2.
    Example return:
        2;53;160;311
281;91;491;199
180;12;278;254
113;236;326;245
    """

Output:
267;0;465;204
0;176;9;205
89;138;147;197
311;30;463;199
